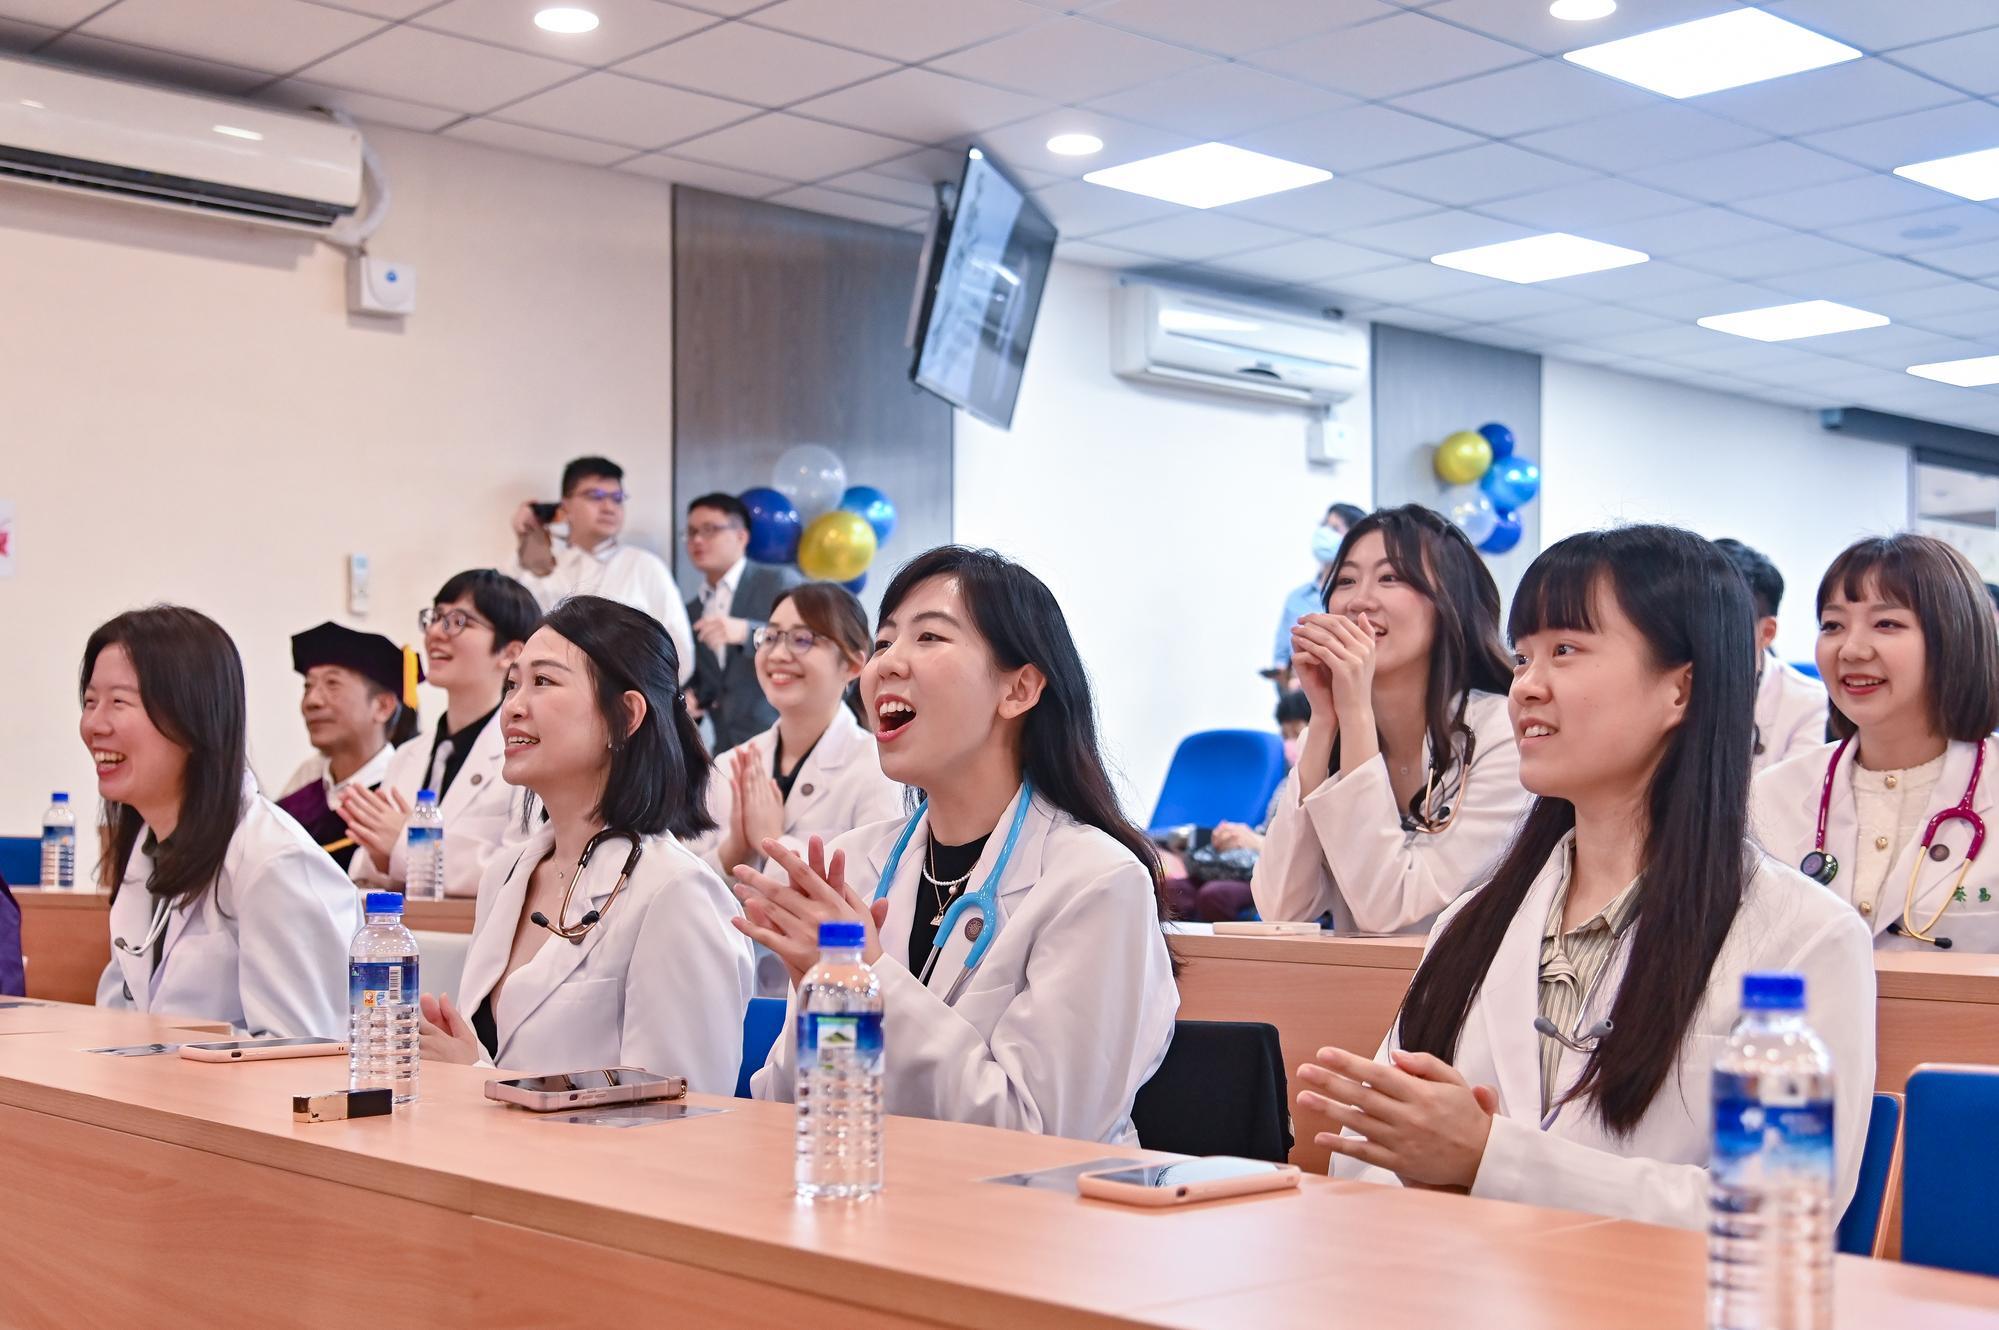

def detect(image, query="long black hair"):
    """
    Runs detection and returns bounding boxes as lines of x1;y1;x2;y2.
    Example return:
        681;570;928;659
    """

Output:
1322;503;1512;825
531;596;714;840
877;547;1167;905
1394;525;1756;1135
81;606;248;906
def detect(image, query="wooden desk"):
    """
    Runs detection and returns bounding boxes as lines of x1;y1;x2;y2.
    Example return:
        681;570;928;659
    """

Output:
1;1004;1991;1329
15;889;477;1005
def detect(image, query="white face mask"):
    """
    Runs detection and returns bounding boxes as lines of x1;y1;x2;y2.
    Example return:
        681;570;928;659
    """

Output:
1312;525;1344;564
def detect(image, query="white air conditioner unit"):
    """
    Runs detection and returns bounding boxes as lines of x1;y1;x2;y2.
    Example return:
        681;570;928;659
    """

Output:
0;55;362;229
1112;282;1367;407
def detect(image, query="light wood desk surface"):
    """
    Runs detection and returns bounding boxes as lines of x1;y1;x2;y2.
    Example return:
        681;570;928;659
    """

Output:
1;1004;1993;1329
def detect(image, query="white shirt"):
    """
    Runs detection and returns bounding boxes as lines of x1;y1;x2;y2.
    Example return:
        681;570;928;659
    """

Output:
514;537;695;684
1752;656;1830;776
696;556;748;669
279;742;395;814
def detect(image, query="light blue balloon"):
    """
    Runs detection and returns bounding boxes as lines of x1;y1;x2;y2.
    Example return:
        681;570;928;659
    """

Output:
1479;510;1523;555
1440;483;1498;545
1481;456;1541;513
839;485;897;543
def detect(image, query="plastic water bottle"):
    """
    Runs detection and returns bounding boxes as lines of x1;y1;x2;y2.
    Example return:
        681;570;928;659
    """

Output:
349;892;421;1105
795;920;884;1201
406;789;445;901
40;793;75;890
1708;972;1836;1330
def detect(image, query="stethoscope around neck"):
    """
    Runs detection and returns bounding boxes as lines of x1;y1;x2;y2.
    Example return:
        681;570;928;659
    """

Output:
527;828;644;944
1531;917;1631;1132
873;781;1034;1005
113;894;174;958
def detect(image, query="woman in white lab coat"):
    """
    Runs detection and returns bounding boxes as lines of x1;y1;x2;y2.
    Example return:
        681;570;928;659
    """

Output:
84;606;359;1039
1299;526;1875;1230
1753;533;1999;952
416;596;753;1094
1253;504;1529;934
346;570;541;898
737;547;1178;1145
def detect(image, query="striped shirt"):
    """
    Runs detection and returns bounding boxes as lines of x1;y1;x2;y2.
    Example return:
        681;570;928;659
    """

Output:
1538;853;1641;1114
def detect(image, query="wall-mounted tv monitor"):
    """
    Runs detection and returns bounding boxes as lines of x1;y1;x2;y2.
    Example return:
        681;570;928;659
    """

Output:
909;146;1058;430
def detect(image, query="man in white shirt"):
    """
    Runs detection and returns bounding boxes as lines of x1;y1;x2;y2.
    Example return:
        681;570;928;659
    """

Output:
511;454;694;684
277;621;414;870
1716;538;1829;775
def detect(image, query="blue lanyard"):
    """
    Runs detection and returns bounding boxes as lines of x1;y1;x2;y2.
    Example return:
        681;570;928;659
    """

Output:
874;780;1034;981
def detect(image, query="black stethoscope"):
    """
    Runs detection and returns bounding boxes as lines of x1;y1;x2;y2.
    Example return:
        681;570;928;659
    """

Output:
527;829;644;944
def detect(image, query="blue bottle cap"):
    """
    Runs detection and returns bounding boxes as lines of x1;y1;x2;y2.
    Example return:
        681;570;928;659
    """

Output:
416;789;438;804
818;921;865;948
365;892;406;914
50;792;68;803
1742;971;1805;1011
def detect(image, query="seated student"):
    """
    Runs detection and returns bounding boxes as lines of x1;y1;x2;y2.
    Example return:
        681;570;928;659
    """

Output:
277;622;419;870
1715;538;1828;775
415;595;753;1094
1753;533;1999;951
344;570;541;898
1253;504;1530;934
86;606;360;1038
511;454;694;685
739;547;1178;1145
1300;526;1875;1230
1161;689;1311;923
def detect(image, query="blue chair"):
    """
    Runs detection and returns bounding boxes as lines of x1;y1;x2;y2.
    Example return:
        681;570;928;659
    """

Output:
735;996;787;1098
1904;1065;1999;1275
1147;731;1288;837
1836;1091;1903;1258
0;837;39;888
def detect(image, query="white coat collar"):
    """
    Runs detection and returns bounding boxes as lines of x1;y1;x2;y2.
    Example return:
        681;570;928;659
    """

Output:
749;708;870;809
111;771;259;1005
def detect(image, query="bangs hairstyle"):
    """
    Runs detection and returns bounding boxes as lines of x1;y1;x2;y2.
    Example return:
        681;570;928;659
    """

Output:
530;596;714;840
81;606;248;906
1396;526;1757;1136
1817;533;1999;741
434;568;541;649
771;582;871;722
1321;504;1512;823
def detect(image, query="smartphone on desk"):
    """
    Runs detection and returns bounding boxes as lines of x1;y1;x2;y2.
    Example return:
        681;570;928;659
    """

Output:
178;1037;347;1063
485;1068;686;1112
1078;1158;1301;1207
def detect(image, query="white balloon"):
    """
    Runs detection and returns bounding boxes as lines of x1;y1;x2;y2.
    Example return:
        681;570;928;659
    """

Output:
1441;484;1498;545
771;444;848;523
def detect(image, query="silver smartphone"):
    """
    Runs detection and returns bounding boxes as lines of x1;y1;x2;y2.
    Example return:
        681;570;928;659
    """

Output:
483;1068;686;1112
178;1037;348;1063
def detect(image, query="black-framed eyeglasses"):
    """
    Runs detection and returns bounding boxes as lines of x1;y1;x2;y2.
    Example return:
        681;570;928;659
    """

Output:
753;627;822;656
570;487;627;505
684;521;744;542
419;607;493;638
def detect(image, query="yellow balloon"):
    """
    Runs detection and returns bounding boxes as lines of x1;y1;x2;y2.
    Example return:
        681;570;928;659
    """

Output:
1434;430;1494;486
797;510;877;582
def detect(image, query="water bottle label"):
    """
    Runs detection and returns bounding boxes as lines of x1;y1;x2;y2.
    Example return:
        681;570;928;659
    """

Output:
801;1012;883;1067
350;960;418;1009
1713;1092;1834;1180
407;826;443;845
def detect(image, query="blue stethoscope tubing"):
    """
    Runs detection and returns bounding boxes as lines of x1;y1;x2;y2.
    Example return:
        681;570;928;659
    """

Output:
873;780;1034;1003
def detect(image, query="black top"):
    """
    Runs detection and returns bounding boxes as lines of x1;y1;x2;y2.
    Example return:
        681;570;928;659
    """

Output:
771;731;823;802
907;832;992;975
424;705;498;800
472;994;499;1060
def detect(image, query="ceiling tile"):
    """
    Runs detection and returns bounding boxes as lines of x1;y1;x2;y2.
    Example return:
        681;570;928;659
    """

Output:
1617;280;1797;322
928;17;1209;102
1802;100;1999;172
1495;305;1679;341
494;72;754;149
1338;209;1536;260
1626;141;1864;205
1086;0;1391;57
1207;236;1403;283
1679;233;1878;282
1477;178;1698;232
1594;324;1748;358
1585;207;1795;259
1863;280;1999;322
1423;0;1745;55
1373;309;1476;336
415;0;715;63
34;32;271;95
1730;172;1949;229
1513;102;1768;174
615;152;791;195
0;0;121;25
1085;212;1299;262
1216;177;1434;233
1052;238;1153;269
1403;284;1589;324
1085;64;1353;140
815;169;940;208
1246;10;1530;99
294;25;581;113
974;108;1195;180
1227;103;1478;175
443;117;634;166
616;24;894;106
1894;306;1999;340
791;68;1044;141
1541;259;1726;304
295;0;435;15
1888;26;1999;97
1324;261;1495;306
749;0;1048;62
669;111;914;178
1821;204;1999;256
0;18;54;52
76;0;384;74
1918;238;1999;280
1774;0;1999;50
1355;142;1592;207
1031;177;1181;235
258;78;463;132
1699;60;1961;139
1390;59;1653;139
1760;257;1964;304
765;184;929;227
672;0;782;13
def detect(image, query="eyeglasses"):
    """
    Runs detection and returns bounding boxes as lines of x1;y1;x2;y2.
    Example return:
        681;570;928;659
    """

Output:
419;607;493;638
684;522;743;542
753;627;823;656
570;487;627;505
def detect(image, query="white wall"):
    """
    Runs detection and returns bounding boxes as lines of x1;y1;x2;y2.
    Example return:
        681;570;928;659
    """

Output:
1540;359;1911;663
954;260;1374;816
0;125;678;841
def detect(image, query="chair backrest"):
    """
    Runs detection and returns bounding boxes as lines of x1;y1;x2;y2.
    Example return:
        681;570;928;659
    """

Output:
736;996;787;1099
1836;1091;1903;1258
1147;731;1288;836
0;838;40;890
1131;1020;1292;1162
1904;1065;1999;1274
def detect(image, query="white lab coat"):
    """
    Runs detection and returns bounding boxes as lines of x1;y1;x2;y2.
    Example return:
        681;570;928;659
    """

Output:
95;774;362;1039
751;788;1179;1145
689;707;906;877
1335;834;1876;1230
454;823;753;1094
350;715;517;898
1752;736;1999;951
1752;657;1829;777
1252;690;1529;934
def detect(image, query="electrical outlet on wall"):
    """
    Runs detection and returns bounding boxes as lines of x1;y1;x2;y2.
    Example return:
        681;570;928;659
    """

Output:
348;554;370;616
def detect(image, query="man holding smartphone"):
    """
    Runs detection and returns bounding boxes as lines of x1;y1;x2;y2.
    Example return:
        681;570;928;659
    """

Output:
511;455;693;684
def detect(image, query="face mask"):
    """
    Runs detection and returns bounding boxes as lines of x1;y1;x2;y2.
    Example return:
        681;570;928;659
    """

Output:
1282;736;1302;766
1311;526;1343;564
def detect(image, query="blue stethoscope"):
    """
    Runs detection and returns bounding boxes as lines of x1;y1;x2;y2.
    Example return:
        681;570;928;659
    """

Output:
873;781;1034;1003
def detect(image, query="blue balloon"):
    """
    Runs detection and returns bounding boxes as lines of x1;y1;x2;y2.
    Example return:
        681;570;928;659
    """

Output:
840;485;897;543
1478;421;1516;461
1479;510;1523;555
740;486;801;564
1480;456;1541;513
842;573;867;594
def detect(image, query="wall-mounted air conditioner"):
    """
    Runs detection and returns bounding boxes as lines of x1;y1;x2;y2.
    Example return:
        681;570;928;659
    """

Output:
1112;281;1368;407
